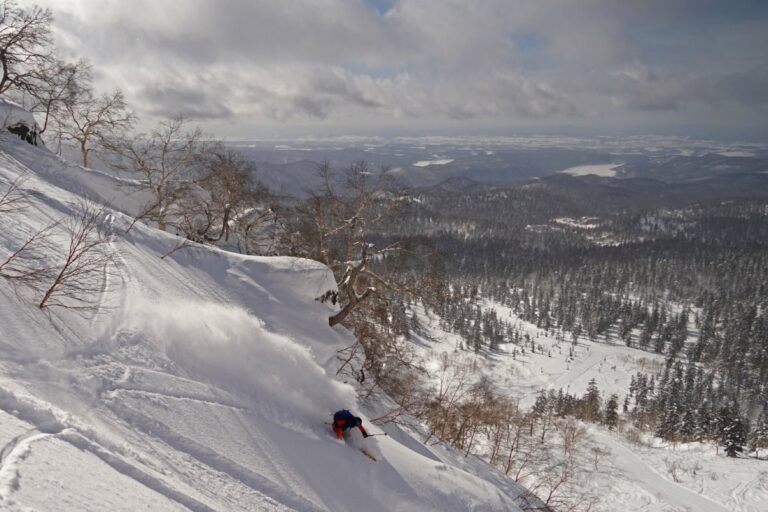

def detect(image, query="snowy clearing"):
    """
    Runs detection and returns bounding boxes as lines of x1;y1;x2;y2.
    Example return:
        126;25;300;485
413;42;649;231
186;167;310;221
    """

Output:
412;159;454;167
410;300;767;511
717;151;755;157
552;217;601;229
559;164;621;177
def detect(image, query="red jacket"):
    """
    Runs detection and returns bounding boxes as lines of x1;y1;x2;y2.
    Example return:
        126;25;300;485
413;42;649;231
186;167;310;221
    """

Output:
333;417;368;439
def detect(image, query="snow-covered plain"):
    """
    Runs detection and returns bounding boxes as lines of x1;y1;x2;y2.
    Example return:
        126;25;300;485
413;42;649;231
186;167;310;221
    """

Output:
717;151;755;157
0;130;535;511
559;164;620;177
412;159;454;167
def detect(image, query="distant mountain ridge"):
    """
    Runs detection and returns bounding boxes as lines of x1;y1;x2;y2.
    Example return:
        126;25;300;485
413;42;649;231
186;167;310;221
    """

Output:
230;143;767;198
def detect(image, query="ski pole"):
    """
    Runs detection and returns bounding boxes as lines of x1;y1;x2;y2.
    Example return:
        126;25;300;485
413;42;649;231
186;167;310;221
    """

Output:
367;433;388;437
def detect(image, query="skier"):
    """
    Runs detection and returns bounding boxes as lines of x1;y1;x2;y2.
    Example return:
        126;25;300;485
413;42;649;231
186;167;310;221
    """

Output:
332;409;369;440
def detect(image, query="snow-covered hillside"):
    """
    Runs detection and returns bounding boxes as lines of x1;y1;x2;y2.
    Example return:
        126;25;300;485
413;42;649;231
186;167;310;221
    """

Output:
411;304;768;512
0;131;536;511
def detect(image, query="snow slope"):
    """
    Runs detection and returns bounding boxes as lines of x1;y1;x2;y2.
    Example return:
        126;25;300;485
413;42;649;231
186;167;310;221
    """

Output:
411;302;768;511
0;132;533;511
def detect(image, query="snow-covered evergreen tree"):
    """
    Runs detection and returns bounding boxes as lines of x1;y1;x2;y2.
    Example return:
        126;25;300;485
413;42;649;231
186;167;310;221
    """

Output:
604;394;619;430
718;405;747;457
749;409;768;458
583;378;601;422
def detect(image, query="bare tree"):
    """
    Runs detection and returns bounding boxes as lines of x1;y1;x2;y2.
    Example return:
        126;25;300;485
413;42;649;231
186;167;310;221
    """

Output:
0;173;26;213
289;161;410;327
197;149;253;242
417;352;475;444
109;115;205;232
177;147;274;248
0;221;55;291
0;1;54;96
38;201;116;311
61;89;135;167
0;1;93;149
557;417;587;459
0;175;55;291
540;461;574;508
236;204;279;255
27;58;90;136
590;446;610;471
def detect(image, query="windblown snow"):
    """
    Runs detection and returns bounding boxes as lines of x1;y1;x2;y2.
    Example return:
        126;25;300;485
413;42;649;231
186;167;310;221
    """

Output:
0;126;531;510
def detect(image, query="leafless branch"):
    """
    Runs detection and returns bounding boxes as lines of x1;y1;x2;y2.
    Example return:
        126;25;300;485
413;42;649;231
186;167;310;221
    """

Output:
106;115;205;231
61;89;135;167
0;1;55;97
38;201;117;312
0;221;56;292
160;237;195;260
0;173;27;214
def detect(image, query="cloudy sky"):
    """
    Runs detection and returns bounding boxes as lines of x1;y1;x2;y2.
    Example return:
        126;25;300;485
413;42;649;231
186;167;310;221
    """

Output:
39;0;768;140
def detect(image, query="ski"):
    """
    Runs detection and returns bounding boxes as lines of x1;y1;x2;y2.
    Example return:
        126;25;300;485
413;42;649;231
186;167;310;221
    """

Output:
360;447;377;461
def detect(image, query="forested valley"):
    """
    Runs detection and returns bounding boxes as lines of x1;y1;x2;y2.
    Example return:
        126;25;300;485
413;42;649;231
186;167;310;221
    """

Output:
367;172;768;461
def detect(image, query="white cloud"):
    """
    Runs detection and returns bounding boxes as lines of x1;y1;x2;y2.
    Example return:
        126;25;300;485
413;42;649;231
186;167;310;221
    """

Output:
36;0;768;138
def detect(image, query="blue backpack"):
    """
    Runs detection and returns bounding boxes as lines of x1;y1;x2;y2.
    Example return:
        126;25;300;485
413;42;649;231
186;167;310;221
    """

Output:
333;409;355;425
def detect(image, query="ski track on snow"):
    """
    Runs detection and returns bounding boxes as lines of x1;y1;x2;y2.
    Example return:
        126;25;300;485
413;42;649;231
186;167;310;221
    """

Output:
592;430;729;512
0;397;231;512
548;343;615;393
729;480;749;509
59;430;221;512
0;428;52;501
104;400;328;512
108;387;249;412
94;235;327;510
